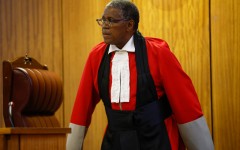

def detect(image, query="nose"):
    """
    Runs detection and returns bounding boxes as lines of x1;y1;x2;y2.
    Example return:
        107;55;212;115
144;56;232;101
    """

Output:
101;20;111;28
102;23;110;29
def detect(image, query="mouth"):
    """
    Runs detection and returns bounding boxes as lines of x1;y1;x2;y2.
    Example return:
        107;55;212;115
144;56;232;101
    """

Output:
102;32;111;38
102;28;111;36
102;32;110;35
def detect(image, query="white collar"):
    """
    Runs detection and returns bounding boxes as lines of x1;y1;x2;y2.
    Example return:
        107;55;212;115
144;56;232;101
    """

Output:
108;36;135;54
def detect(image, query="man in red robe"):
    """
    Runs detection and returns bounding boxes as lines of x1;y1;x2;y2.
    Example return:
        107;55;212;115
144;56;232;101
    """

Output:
67;0;214;150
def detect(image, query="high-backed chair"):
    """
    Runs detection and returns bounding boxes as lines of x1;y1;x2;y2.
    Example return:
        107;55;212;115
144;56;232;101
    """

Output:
2;55;63;127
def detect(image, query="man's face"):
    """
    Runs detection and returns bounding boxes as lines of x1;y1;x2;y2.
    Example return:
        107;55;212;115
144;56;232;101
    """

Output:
101;7;130;49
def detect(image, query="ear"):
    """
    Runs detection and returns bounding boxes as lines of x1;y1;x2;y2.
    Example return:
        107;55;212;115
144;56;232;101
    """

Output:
127;20;135;32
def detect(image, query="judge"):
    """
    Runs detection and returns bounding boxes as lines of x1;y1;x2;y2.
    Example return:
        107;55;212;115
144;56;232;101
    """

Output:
67;0;214;150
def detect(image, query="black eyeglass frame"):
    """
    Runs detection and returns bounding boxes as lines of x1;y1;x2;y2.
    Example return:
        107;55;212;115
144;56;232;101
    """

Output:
96;18;129;27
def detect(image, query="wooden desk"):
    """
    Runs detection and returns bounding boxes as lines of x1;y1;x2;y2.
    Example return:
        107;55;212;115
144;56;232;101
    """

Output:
0;128;71;150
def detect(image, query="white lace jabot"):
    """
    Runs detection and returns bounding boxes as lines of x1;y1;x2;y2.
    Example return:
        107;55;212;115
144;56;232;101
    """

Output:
108;36;135;103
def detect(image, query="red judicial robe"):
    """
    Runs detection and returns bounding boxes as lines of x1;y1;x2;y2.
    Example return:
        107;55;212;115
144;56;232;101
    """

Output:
70;37;203;150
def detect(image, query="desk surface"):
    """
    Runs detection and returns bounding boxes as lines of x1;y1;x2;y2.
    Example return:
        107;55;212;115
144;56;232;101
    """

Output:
0;127;71;134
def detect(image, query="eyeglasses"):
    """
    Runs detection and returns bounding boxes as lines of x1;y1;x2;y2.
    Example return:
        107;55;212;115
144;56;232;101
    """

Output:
96;18;128;27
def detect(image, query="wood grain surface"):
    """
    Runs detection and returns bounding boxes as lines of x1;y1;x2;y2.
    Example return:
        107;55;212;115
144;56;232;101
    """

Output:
62;0;109;149
211;0;240;149
133;0;212;127
0;0;63;127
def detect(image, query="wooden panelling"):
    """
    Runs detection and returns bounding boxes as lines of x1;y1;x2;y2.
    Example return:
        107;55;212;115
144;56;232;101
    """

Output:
0;128;70;150
1;135;19;150
132;0;212;127
62;0;109;149
0;0;63;127
211;0;240;149
20;134;66;150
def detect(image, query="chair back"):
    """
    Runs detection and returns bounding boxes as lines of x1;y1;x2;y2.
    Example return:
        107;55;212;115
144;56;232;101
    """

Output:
2;55;63;127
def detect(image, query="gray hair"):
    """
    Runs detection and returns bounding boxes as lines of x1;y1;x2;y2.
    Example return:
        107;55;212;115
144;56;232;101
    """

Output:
106;0;139;30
